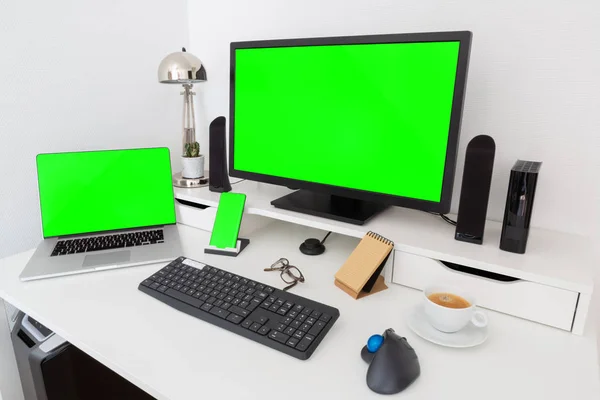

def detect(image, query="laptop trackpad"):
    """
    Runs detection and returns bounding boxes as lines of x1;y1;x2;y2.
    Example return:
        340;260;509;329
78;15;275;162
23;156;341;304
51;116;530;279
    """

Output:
83;251;131;268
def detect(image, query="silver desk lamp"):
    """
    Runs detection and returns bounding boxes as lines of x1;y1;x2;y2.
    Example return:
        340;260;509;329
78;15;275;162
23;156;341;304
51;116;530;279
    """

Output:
158;47;208;188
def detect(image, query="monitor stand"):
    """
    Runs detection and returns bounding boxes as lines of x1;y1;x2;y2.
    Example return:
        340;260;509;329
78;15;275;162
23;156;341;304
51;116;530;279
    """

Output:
270;190;388;225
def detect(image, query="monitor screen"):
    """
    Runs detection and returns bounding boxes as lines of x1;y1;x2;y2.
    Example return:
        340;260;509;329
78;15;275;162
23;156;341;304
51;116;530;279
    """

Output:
36;148;176;238
232;36;465;206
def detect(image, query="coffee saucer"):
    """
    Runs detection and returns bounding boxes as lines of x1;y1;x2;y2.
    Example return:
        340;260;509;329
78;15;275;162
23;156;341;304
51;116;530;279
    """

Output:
407;304;488;348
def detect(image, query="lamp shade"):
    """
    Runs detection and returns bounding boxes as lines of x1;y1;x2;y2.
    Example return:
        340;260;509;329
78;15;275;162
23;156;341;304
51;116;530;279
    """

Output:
158;47;207;84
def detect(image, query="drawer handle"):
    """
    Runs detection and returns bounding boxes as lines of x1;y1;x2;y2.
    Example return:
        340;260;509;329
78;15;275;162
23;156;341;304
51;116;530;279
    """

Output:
440;261;520;282
176;199;209;210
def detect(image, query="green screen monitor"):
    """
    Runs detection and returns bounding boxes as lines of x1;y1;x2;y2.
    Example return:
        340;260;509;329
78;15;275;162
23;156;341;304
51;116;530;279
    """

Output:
230;31;472;225
36;148;176;238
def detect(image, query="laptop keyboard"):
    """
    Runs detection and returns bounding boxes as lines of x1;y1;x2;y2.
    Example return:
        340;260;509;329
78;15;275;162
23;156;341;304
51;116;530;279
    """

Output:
51;229;164;256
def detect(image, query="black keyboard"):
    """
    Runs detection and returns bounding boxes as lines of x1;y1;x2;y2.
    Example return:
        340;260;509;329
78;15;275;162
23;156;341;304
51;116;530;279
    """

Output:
139;257;340;360
51;229;164;256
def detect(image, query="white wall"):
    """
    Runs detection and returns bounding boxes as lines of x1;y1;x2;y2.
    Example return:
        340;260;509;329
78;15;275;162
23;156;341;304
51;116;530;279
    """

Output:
0;0;190;259
187;0;600;238
0;1;190;397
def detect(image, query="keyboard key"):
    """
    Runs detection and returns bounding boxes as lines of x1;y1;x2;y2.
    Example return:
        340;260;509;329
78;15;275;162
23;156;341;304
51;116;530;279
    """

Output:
250;322;261;332
141;279;153;287
306;317;317;325
268;330;289;344
296;334;315;352
165;289;204;308
319;314;331;322
209;307;230;319
229;305;250;317
261;301;272;309
297;313;308;322
311;311;322;319
158;285;168;293
293;304;304;313
256;284;265;291
284;302;294;309
214;300;224;307
293;330;305;340
226;314;244;325
268;296;277;303
258;326;270;336
150;282;160;290
284;327;295;336
269;304;279;312
242;320;253;329
275;323;286;332
275;299;285;306
216;293;226;300
239;301;250;308
277;308;288;315
232;298;241;305
303;308;313;316
291;320;302;329
281;317;293;325
256;291;268;299
308;321;326;336
299;323;311;332
206;297;216;304
221;302;231;310
256;316;269;325
264;286;275;294
286;337;299;348
288;311;298;319
200;303;213;312
243;294;253;302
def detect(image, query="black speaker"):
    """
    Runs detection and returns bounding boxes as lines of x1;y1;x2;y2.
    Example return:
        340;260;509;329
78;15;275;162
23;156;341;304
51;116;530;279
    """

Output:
499;160;542;254
209;116;232;193
454;135;496;244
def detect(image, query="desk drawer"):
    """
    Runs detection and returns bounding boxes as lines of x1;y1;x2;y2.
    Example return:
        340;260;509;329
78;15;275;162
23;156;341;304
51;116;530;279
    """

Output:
175;202;216;232
392;251;579;331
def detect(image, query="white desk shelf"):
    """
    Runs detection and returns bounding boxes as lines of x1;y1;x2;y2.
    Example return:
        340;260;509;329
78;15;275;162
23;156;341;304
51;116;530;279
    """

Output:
174;181;596;334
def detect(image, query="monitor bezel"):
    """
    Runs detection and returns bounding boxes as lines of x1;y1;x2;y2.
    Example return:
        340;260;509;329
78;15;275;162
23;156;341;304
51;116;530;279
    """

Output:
229;31;472;214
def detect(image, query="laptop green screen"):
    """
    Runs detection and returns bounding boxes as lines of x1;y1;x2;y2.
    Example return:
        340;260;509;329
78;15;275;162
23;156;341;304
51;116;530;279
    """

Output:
36;148;176;238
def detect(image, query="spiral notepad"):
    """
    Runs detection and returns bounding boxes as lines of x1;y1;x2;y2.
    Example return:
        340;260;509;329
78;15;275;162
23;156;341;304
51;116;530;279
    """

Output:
334;231;394;299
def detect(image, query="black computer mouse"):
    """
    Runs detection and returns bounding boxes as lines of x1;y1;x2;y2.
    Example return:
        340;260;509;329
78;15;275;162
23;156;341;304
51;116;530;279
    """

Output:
360;328;420;394
299;238;325;255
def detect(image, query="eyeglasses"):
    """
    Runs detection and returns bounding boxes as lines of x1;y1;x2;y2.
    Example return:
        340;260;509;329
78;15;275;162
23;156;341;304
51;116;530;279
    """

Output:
264;258;305;291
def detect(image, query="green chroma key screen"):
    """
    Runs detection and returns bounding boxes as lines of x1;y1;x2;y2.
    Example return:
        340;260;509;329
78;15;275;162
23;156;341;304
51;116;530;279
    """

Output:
233;41;461;202
37;148;176;238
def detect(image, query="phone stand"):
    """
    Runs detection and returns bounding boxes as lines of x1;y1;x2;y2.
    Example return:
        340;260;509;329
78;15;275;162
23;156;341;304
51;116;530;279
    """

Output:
204;238;250;257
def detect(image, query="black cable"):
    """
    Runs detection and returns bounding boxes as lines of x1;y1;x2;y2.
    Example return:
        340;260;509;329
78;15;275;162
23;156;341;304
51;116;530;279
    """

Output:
439;213;457;226
426;211;457;226
230;179;246;185
320;231;332;244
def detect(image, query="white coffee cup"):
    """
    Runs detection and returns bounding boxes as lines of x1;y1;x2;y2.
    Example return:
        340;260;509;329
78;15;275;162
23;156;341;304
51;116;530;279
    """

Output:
423;285;488;333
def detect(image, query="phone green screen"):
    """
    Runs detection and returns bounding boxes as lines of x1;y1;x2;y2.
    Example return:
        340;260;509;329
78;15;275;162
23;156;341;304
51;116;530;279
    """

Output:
37;148;176;238
210;192;247;249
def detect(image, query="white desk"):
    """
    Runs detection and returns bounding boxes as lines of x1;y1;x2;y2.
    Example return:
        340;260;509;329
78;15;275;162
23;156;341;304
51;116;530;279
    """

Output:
1;221;599;400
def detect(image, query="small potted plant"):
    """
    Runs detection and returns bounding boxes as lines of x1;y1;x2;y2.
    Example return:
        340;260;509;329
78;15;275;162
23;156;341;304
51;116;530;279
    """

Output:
181;141;205;178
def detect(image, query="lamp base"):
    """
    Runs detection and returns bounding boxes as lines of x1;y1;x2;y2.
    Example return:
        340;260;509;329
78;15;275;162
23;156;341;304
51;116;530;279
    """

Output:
172;172;209;188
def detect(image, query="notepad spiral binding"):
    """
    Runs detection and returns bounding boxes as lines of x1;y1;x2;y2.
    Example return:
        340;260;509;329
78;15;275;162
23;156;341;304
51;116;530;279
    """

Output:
366;231;394;247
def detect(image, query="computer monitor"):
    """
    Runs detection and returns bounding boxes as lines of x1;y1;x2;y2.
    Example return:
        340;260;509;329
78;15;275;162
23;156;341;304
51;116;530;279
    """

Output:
230;31;472;225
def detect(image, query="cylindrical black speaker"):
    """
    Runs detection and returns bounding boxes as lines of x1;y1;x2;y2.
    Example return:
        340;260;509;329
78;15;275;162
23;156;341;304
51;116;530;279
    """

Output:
454;135;496;244
209;116;232;193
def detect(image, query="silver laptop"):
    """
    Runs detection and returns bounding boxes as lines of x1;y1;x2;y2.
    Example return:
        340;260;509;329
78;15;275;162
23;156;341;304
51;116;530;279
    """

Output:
21;147;182;281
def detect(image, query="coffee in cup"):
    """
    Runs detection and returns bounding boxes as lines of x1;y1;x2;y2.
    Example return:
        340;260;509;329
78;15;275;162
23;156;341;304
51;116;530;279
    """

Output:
423;285;487;333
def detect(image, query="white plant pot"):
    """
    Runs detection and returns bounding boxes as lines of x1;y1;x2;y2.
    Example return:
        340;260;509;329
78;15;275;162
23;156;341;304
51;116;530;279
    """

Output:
181;155;205;179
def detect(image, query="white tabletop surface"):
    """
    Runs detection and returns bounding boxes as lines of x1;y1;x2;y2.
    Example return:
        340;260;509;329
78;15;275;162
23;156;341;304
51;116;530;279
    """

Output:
0;222;599;400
